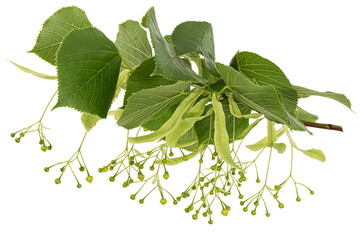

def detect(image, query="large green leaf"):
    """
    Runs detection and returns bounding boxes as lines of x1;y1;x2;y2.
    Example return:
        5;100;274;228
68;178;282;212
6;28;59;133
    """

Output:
231;51;298;115
147;7;206;84
55;27;122;118
171;21;219;77
294;86;351;109
115;20;152;68
123;58;173;107
194;98;249;145
216;63;289;125
118;81;192;129
295;107;319;122
142;102;180;131
30;6;92;65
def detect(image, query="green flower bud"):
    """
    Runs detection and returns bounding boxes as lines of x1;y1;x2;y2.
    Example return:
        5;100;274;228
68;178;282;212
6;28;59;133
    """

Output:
47;145;52;150
109;176;115;182
39;139;44;145
243;207;248;212
296;197;301;202
44;167;50;172
310;190;315;195
137;173;145;181
55;178;61;184
86;176;93;183
163;172;169;180
173;200;178;205
20;132;25;137
169;152;174;157
77;184;82;189
256;179;260;183
251;210;256;215
208;220;213;224
274;185;280;191
160;198;167;205
266;212;271;217
79;166;85;172
15;138;20;143
149;166;155;171
139;199;144;204
221;209;228;216
130;194;136;200
279;203;284;209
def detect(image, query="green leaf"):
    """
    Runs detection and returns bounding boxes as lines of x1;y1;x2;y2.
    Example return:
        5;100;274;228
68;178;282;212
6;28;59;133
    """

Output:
286;110;308;132
297;148;326;162
123;58;174;107
9;61;57;80
115;20;152;68
294;85;352;110
231;51;298;115
194;98;249;145
118;81;192;129
141;7;151;28
142;103;179;131
81;113;101;131
55;27;122;118
216;62;289;125
171;21;219;77
30;6;92;65
295;107;319;122
147;7;206;84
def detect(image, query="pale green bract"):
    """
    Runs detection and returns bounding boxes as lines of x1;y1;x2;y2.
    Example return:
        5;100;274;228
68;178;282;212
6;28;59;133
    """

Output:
9;61;57;80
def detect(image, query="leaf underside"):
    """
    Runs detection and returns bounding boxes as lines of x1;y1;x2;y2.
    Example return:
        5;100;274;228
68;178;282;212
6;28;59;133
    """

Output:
115;20;152;68
147;7;206;84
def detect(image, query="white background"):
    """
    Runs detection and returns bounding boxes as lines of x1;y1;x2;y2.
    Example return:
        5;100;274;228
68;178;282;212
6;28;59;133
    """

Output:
0;0;359;239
